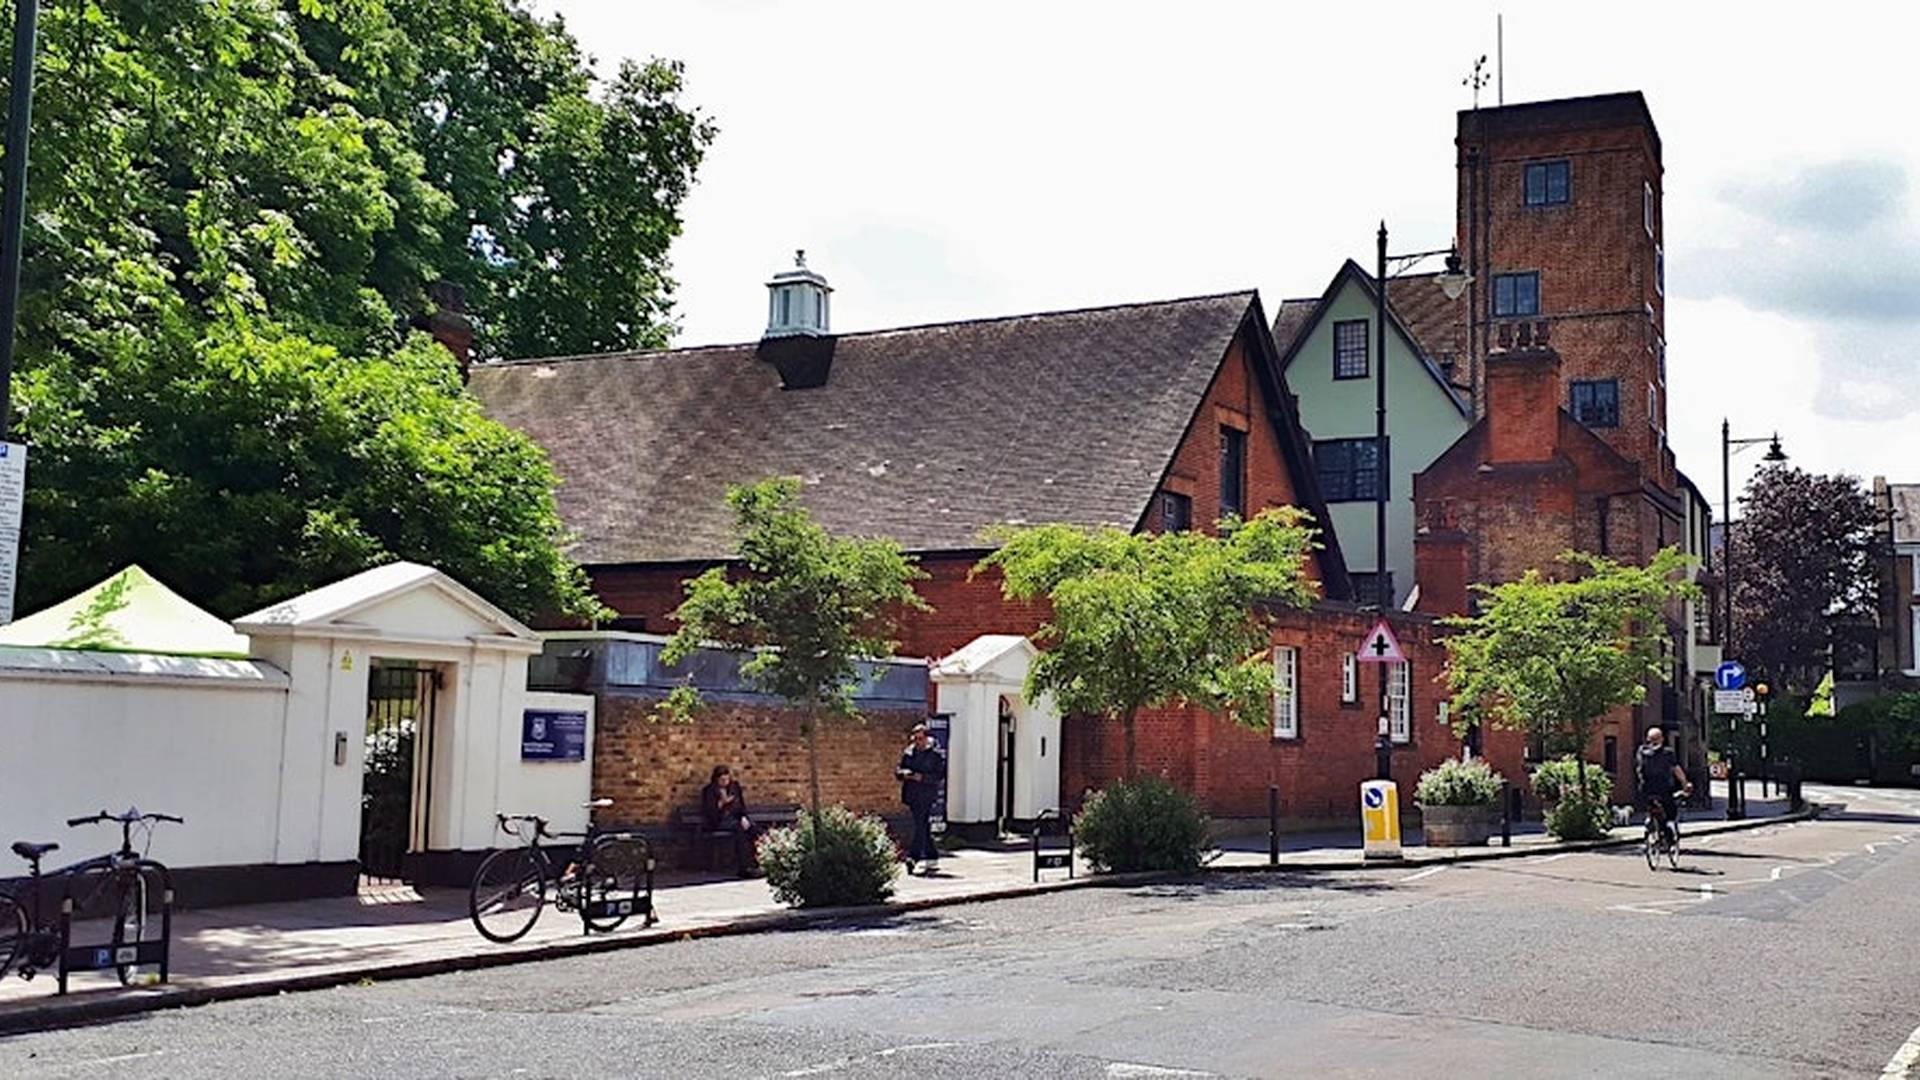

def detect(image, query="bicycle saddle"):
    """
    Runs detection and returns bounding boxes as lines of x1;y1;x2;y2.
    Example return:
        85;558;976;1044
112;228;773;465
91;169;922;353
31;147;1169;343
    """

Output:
11;840;58;861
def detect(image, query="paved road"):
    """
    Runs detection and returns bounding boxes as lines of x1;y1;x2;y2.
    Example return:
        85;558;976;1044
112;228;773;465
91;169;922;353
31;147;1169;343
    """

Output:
5;784;1919;1079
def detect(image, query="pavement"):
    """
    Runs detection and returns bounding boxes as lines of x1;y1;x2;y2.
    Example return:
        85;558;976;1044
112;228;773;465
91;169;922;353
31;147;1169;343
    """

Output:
0;778;1804;1035
0;781;1910;1078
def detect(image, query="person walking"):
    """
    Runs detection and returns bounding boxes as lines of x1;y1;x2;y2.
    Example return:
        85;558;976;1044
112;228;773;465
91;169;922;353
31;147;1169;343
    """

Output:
897;723;946;876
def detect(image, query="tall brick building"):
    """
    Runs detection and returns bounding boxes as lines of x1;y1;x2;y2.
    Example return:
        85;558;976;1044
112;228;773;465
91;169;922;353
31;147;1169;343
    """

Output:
1456;92;1674;496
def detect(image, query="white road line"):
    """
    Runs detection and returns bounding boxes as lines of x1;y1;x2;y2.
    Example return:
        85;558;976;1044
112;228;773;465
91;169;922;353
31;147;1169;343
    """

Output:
780;1042;961;1078
71;1051;165;1067
1107;1064;1217;1078
1882;1023;1920;1078
1402;865;1447;882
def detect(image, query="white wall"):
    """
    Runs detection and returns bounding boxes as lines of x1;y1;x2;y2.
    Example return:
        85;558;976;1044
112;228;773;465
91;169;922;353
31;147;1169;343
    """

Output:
497;690;595;842
0;671;291;870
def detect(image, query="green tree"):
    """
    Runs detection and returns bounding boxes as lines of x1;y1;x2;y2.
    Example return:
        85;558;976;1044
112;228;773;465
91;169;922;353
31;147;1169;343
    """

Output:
1443;548;1696;797
662;478;929;819
1729;466;1879;697
4;0;712;620
977;509;1322;780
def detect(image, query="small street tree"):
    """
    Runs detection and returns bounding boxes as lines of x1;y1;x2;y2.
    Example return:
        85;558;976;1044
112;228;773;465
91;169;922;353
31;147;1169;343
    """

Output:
1443;548;1696;798
978;509;1321;780
1729;466;1879;697
662;478;928;819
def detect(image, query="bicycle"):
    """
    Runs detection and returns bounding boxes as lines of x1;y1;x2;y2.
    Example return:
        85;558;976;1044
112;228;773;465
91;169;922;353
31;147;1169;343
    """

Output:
1;808;181;992
1643;794;1683;871
468;799;656;944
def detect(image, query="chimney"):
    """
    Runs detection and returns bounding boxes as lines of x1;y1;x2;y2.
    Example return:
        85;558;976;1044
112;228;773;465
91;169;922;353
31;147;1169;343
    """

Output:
1484;335;1561;464
1414;526;1473;618
423;281;474;379
758;250;836;389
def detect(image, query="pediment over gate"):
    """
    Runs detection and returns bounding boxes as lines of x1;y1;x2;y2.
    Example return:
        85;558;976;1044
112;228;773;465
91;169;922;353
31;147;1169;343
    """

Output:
234;562;540;653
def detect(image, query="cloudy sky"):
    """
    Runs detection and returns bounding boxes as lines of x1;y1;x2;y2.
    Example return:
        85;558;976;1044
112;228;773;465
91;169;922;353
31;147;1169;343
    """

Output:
541;0;1920;496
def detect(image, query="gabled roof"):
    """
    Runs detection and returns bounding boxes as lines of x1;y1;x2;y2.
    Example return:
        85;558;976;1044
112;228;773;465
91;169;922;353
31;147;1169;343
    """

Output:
235;561;537;645
1270;261;1470;418
471;291;1353;599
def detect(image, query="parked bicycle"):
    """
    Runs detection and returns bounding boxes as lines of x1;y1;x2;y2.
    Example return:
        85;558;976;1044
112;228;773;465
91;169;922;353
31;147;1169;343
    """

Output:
1;808;181;991
468;799;656;943
1643;798;1680;871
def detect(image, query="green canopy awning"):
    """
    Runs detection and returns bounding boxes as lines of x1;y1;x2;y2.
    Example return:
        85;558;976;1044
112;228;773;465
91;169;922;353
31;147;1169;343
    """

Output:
0;566;252;659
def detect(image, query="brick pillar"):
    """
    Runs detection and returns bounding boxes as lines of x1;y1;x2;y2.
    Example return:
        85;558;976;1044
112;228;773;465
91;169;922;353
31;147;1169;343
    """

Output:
1415;528;1473;617
1485;342;1562;464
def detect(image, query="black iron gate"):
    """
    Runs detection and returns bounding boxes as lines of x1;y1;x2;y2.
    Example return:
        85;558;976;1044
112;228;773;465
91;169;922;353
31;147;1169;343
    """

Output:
361;663;441;883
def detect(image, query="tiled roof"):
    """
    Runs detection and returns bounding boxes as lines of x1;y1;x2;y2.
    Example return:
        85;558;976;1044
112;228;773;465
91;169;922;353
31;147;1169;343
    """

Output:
1269;298;1318;356
472;291;1312;567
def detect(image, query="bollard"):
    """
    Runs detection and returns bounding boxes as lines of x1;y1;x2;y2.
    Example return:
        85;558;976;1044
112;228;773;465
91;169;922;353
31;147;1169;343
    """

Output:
1268;785;1280;866
1500;779;1513;848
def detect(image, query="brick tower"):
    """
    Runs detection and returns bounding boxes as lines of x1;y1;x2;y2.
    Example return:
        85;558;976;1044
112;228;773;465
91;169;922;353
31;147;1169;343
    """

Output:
1455;92;1673;494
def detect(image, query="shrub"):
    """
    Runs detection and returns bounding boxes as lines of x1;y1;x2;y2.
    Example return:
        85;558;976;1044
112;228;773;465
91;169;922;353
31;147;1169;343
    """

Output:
1415;758;1505;807
1531;757;1615;841
1073;775;1211;874
756;806;901;909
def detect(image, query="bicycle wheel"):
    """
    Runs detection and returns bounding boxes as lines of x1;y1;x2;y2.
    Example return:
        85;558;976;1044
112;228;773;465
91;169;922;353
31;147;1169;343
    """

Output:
470;848;547;943
0;893;26;979
1665;829;1680;870
1643;825;1658;871
112;872;148;986
579;836;650;934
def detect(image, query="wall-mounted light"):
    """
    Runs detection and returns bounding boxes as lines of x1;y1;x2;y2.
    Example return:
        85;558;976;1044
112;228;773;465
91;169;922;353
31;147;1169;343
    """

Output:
334;732;349;766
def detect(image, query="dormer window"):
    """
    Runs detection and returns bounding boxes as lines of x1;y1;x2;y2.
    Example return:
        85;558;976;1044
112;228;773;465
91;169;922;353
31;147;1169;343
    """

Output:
765;249;832;338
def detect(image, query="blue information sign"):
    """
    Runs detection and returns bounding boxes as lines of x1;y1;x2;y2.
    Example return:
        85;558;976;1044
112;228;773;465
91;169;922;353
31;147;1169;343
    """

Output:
1714;661;1748;692
521;709;587;762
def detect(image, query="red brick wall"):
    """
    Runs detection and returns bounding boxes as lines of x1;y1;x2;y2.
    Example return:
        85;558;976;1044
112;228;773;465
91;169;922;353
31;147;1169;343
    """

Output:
592;692;922;827
1151;335;1305;534
1458;103;1671;491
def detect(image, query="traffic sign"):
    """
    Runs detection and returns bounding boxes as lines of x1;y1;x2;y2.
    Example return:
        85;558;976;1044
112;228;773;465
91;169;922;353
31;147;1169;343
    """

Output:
1356;619;1406;664
0;442;23;625
1714;661;1747;692
1714;688;1756;715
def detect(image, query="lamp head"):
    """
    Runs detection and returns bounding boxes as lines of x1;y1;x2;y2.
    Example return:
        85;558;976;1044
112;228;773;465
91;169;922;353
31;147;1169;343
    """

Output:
1438;245;1472;301
1764;435;1788;463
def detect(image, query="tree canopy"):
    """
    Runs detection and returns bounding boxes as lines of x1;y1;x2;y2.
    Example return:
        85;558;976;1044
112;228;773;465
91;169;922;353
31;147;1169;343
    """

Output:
4;0;713;619
978;509;1322;780
1443;548;1695;793
663;478;929;817
1728;465;1878;697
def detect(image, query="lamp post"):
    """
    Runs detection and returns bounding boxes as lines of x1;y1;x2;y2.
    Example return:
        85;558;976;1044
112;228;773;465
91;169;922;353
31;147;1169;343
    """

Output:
0;0;40;440
1719;419;1786;819
1372;223;1469;743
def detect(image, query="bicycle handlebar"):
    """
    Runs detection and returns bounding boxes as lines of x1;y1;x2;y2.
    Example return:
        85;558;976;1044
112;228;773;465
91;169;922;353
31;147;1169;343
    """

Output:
67;810;184;828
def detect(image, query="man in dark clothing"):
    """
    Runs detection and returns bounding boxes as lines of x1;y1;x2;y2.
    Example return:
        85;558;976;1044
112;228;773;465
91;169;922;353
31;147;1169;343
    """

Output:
897;723;946;876
1635;727;1692;845
700;764;757;877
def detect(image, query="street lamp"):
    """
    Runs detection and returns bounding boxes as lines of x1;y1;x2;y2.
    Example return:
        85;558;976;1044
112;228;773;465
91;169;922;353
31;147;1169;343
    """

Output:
1719;420;1786;819
1372;223;1470;743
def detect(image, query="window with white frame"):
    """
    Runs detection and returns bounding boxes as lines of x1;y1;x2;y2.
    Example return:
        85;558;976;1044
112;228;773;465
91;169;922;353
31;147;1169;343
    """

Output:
1272;646;1300;739
1910;552;1919;596
1387;661;1411;743
1342;653;1359;704
1648;383;1660;432
1909;605;1920;675
1644;180;1655;237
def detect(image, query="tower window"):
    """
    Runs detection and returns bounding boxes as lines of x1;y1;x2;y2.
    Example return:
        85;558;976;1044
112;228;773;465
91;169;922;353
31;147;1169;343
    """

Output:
1570;379;1620;428
1524;160;1570;206
1645;181;1656;237
1492;272;1540;317
1333;320;1369;379
1655;245;1665;297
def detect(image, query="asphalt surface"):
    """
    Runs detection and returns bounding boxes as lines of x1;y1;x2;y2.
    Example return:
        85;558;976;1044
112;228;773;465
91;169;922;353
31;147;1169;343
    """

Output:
5;783;1919;1079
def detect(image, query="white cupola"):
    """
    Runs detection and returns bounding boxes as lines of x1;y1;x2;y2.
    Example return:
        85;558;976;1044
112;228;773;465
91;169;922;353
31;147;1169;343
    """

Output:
764;249;831;338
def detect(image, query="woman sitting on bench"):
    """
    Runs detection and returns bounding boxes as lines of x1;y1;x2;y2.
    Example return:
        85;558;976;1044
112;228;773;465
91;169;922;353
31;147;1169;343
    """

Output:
701;764;759;877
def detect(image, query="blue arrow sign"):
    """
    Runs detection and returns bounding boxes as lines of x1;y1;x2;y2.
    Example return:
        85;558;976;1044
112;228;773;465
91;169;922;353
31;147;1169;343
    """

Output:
1715;661;1747;692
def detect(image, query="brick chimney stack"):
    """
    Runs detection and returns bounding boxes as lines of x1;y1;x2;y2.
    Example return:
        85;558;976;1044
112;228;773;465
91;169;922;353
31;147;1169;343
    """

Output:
1485;331;1562;465
424;281;475;379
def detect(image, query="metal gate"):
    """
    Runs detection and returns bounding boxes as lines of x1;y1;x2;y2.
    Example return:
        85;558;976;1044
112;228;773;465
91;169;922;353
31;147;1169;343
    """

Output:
361;663;441;883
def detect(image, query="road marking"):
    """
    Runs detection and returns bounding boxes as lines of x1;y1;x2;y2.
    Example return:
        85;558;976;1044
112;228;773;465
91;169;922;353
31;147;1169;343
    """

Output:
780;1042;961;1077
71;1051;165;1066
1402;866;1447;882
1107;1065;1217;1078
1882;1023;1920;1078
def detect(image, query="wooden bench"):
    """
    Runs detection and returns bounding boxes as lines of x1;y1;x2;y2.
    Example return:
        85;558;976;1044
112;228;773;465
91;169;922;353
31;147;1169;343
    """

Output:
674;806;800;872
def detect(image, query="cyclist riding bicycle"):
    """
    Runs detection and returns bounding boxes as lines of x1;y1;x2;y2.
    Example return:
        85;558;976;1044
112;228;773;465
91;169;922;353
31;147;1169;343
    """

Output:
1635;726;1693;845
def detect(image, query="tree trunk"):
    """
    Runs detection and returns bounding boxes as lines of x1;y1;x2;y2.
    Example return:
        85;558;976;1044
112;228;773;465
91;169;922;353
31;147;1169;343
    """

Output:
804;707;825;824
1123;707;1139;781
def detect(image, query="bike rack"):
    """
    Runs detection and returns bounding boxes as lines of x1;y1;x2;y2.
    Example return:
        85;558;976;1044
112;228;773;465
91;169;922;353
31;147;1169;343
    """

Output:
578;832;657;934
56;863;173;995
1031;810;1074;883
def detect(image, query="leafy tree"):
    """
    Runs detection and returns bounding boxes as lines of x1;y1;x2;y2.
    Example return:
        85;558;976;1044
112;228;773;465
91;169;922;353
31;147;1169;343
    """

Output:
1728;466;1879;696
662;478;929;819
977;509;1321;780
4;0;712;619
1443;548;1696;798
